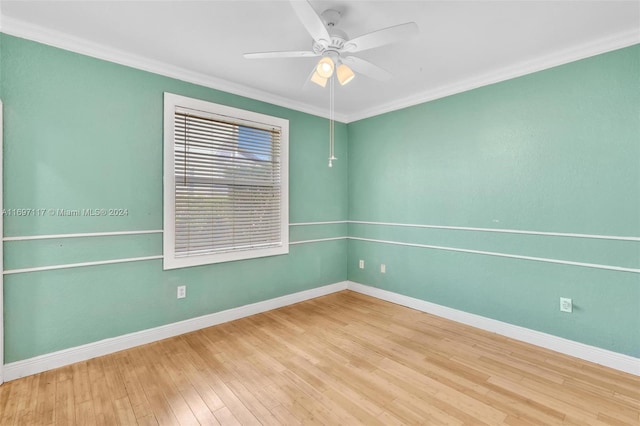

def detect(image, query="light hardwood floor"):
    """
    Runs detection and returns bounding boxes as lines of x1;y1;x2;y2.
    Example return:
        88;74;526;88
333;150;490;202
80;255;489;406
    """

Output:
1;290;638;425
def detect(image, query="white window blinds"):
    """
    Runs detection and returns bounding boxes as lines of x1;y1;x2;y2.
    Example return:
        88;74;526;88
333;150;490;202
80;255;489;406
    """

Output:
164;93;289;269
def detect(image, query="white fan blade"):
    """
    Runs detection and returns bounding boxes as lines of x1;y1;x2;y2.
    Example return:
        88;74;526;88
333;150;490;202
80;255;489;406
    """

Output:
244;51;317;59
344;22;418;53
289;0;331;46
342;56;392;81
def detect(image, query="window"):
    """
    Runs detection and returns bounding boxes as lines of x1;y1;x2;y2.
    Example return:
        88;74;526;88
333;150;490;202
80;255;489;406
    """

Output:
163;93;289;269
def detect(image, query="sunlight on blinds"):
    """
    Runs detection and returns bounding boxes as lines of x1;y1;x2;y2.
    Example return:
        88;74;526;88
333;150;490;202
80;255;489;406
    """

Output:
174;109;282;257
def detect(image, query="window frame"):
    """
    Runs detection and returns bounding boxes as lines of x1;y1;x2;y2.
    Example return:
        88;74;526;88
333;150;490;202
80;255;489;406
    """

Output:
163;92;289;270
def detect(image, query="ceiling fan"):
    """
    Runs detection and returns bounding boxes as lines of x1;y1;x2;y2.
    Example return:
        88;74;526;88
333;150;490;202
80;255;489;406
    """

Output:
243;0;419;87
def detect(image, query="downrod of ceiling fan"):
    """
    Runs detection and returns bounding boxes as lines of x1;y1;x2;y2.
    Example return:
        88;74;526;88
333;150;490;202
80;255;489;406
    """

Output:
311;9;349;54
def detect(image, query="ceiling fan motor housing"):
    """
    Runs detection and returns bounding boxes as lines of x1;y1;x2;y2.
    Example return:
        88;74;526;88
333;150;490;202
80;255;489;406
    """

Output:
312;9;353;54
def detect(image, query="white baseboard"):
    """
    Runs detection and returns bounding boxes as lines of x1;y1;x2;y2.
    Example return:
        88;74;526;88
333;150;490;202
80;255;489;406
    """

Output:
347;281;640;376
4;279;637;381
3;281;348;381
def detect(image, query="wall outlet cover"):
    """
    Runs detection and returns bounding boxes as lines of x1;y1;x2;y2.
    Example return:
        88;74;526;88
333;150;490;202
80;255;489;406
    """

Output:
177;285;187;299
560;297;572;313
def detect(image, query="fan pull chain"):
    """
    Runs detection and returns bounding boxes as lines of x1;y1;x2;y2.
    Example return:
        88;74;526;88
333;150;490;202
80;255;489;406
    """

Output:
328;76;337;168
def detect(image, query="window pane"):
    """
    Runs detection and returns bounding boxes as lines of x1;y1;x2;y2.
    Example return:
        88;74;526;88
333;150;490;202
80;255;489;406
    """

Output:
163;93;288;269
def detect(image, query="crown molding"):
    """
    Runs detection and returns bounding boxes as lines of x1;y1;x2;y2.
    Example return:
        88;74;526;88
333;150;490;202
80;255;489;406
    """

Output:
1;16;637;124
0;16;349;123
346;29;640;123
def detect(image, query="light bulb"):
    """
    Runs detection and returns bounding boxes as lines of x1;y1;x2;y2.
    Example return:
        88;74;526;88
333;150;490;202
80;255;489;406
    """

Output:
316;57;335;78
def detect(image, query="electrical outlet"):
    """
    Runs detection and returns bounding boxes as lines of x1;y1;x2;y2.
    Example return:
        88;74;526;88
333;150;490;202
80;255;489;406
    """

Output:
177;285;186;299
380;264;386;274
560;297;572;313
359;259;365;269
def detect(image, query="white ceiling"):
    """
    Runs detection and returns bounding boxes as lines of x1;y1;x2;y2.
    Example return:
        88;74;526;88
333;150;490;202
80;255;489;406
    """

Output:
1;1;639;122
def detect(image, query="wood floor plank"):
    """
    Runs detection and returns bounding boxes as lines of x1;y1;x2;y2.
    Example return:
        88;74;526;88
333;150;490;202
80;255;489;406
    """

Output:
225;379;280;425
136;414;160;426
88;365;118;425
188;362;259;424
116;352;154;421
140;347;200;425
101;355;128;402
1;379;23;425
54;369;76;425
71;362;92;405
169;351;226;416
113;396;139;425
34;370;56;426
279;369;363;424
212;406;241;426
270;404;302;425
129;360;179;425
1;290;638;425
487;375;611;426
161;341;221;425
15;375;39;426
74;399;96;425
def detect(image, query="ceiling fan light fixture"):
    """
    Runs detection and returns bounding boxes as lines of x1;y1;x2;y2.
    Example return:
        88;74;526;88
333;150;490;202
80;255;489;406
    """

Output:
310;70;328;87
316;56;335;78
337;64;355;85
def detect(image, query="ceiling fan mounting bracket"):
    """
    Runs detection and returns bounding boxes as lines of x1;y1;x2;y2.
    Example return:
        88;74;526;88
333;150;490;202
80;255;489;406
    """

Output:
320;9;341;27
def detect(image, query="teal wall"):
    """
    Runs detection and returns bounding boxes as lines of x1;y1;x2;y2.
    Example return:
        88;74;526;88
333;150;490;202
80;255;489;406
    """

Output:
1;33;638;364
0;34;348;362
347;45;640;357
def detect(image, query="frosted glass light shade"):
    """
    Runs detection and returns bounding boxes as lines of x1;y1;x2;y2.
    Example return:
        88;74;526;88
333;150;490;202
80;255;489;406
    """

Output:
316;57;335;78
310;71;328;87
337;64;355;85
